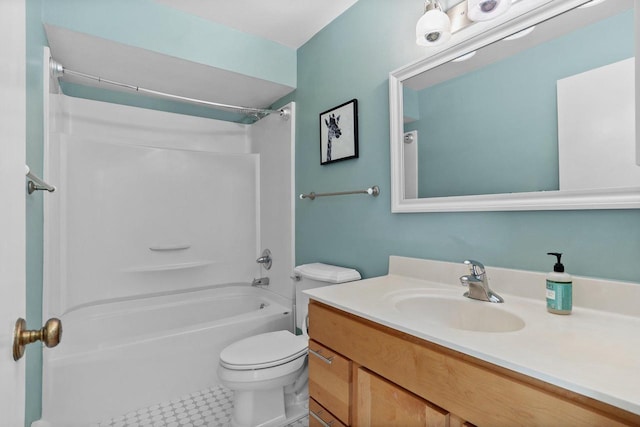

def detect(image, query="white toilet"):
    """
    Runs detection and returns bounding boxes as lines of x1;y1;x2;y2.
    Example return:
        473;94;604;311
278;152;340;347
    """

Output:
217;263;361;427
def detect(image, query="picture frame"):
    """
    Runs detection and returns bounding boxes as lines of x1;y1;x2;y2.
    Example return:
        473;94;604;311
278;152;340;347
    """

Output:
319;99;358;165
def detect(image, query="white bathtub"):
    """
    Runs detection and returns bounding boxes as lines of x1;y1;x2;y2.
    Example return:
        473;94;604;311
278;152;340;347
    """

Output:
37;285;293;427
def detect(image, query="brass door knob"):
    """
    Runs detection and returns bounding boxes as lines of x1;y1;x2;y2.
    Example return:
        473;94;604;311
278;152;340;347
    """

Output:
13;317;62;361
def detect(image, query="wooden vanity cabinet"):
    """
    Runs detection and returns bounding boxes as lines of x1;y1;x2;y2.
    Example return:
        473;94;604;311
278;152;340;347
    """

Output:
308;300;640;427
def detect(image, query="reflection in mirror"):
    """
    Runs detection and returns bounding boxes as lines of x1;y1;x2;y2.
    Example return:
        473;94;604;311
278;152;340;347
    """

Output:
391;0;640;211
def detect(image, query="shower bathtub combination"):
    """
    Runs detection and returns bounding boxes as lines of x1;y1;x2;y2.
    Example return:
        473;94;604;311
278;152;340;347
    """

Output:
38;78;295;426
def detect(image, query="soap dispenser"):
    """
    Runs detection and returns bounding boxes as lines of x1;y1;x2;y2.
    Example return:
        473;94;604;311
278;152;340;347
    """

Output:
546;252;572;315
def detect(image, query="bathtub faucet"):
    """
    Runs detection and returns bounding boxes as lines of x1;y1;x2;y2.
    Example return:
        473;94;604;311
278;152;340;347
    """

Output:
256;249;272;270
252;277;270;287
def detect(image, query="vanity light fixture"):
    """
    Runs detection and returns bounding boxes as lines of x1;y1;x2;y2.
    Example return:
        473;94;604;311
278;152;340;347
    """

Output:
416;0;452;47
503;25;536;40
467;0;512;22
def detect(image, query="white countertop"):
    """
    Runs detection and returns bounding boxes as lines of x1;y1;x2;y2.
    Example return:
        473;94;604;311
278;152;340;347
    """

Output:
304;257;640;415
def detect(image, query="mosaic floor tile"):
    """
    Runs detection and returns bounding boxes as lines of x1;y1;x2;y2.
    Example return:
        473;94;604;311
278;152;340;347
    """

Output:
92;385;308;427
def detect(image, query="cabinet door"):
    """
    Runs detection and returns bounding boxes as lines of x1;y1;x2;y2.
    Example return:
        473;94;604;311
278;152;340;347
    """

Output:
357;368;448;427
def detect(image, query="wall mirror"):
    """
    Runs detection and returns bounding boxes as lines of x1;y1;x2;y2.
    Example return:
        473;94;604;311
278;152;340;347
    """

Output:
389;0;640;212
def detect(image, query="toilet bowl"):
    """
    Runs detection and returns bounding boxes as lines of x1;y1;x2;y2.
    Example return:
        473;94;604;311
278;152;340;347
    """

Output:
217;263;361;427
218;331;309;427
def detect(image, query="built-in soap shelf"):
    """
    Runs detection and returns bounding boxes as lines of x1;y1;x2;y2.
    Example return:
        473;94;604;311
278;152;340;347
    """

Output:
149;245;191;252
124;260;213;273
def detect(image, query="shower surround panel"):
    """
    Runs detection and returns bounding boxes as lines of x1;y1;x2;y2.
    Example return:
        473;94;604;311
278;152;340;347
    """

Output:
39;94;296;426
45;95;259;314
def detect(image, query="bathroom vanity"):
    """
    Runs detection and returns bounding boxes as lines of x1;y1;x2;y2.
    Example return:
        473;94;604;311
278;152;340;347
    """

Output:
306;256;640;426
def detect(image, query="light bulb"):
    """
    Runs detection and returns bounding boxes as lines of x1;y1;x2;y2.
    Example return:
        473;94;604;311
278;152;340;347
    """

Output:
452;51;477;62
416;7;452;47
467;0;511;22
579;0;607;8
503;26;535;41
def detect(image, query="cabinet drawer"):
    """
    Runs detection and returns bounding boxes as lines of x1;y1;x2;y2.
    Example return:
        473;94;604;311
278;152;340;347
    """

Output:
309;398;347;427
308;339;351;425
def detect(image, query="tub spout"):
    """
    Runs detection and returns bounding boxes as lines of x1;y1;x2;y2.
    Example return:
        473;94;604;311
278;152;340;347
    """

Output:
252;277;270;287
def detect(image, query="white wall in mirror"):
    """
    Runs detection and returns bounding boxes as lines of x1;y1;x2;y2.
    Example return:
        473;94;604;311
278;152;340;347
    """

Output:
403;130;418;199
558;58;638;190
389;0;640;212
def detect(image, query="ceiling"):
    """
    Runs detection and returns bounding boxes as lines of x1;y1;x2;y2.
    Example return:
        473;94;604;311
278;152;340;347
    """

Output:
153;0;360;49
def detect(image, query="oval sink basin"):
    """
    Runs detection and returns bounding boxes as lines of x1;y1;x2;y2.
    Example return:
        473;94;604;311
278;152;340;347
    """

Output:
394;295;525;333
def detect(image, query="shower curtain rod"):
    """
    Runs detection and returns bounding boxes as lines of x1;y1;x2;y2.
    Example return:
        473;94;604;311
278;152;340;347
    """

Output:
49;58;286;119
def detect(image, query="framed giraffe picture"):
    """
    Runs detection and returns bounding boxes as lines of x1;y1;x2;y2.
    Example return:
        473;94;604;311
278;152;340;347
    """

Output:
319;99;359;165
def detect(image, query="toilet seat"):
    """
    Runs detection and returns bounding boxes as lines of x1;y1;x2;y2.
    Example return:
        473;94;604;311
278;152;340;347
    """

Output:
220;330;307;370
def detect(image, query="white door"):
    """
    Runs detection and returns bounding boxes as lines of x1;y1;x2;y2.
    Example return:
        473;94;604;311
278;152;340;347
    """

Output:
0;0;27;425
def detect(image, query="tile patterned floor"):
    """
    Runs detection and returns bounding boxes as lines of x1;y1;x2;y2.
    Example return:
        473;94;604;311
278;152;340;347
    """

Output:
91;385;308;427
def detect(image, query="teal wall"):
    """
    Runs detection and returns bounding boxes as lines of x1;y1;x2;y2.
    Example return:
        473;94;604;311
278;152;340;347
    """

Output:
25;1;45;425
294;0;640;283
407;10;633;198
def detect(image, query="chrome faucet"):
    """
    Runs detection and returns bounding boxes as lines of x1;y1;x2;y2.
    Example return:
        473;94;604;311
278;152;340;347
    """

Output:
459;260;504;303
252;277;270;286
256;249;272;270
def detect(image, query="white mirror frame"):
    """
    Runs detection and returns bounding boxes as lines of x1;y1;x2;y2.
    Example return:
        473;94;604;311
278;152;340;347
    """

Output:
390;0;640;212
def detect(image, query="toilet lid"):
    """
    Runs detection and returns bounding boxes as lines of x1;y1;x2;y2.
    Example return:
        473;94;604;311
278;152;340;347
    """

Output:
219;330;307;370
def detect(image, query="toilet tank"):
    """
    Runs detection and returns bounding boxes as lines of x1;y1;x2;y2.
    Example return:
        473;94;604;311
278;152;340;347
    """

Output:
293;263;361;332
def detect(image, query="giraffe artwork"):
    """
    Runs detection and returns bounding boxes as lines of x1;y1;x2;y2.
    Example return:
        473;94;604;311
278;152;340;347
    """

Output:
319;99;359;165
324;113;342;162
